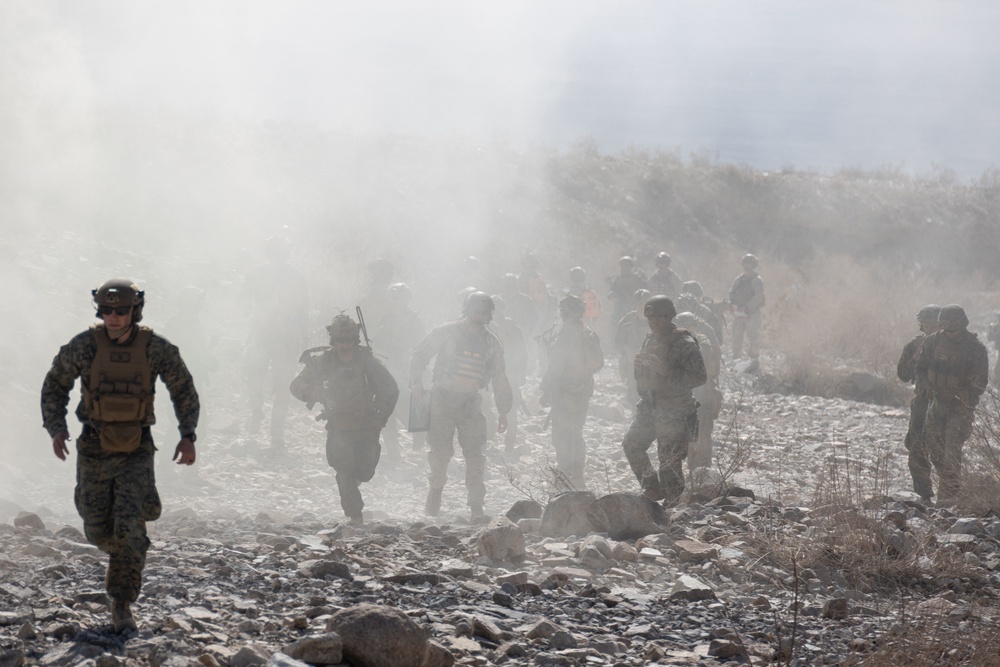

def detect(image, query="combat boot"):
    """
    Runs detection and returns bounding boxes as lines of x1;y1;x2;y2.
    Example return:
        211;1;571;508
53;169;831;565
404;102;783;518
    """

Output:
470;504;485;520
348;514;364;526
111;600;137;633
425;488;443;516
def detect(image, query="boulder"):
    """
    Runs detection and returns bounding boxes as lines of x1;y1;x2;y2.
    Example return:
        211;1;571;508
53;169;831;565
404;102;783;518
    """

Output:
326;604;427;667
476;517;525;562
281;633;343;665
669;575;716;602
298;559;352;580
421;641;455;667
506;499;543;522
13;512;44;531
230;645;271;667
586;493;667;540
539;492;597;537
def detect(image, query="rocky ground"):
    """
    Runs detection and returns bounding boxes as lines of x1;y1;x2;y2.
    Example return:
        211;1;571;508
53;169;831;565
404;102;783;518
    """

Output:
3;358;1000;666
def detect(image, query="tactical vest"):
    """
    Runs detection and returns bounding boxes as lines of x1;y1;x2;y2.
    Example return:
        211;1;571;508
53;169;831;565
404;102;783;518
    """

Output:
84;324;154;453
435;325;496;393
325;351;376;431
729;275;756;308
635;328;695;396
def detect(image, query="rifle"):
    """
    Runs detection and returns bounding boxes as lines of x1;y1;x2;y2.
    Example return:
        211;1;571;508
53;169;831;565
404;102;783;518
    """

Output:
356;306;371;348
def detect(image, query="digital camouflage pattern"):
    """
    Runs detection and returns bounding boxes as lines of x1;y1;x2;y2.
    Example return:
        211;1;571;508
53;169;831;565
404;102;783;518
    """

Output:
728;269;765;360
623;326;707;504
290;344;398;519
41;326;199;603
675;312;722;470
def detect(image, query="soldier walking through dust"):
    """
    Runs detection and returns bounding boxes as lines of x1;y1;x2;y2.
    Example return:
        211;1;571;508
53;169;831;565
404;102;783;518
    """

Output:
614;289;652;408
410;291;513;518
674;311;722;471
896;305;941;501
41;278;200;633
290;314;399;525
539;295;605;489
915;304;989;503
727;254;765;371
239;236;309;453
622;296;707;505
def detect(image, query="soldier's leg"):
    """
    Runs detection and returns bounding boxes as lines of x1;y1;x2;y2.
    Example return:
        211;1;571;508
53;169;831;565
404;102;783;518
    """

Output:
455;394;488;510
107;448;160;604
327;431;364;519
655;403;693;504
565;406;589;489
622;400;660;498
923;405;947;499
938;409;973;501
504;390;520;450
904;395;933;499
426;390;458;493
689;407;714;471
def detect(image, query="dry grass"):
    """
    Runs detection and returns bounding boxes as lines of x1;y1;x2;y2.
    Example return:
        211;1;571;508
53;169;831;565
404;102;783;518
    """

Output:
851;613;1000;666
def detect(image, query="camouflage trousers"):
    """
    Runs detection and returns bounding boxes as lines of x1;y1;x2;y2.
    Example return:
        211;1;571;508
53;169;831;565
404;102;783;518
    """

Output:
326;427;381;519
622;395;696;504
904;393;933;499
427;388;487;507
551;401;589;489
731;310;761;360
923;399;974;501
689;385;718;470
75;431;161;603
381;394;425;454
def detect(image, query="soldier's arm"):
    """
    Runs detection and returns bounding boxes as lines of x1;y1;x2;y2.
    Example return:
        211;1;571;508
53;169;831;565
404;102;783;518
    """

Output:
289;358;322;406
491;348;514;416
153;337;200;439
746;277;765;311
409;326;444;387
40;338;84;438
369;358;400;427
896;338;918;383
675;338;708;389
970;341;990;403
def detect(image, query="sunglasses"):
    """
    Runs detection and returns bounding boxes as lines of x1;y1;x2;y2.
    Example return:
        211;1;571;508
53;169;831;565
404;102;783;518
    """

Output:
98;305;132;316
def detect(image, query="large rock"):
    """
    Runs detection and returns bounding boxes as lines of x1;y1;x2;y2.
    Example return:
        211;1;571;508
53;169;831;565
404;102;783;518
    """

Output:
670;575;716;602
506;499;543;522
281;633;342;665
298;559;352;580
13;512;45;531
326;604;427;667
421;640;455;667
476;517;525;562
539;492;596;538
230;645;271;667
587;493;667;540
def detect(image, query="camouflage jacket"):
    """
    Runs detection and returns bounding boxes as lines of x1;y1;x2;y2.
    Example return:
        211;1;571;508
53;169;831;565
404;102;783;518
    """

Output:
290;345;399;431
410;319;514;414
540;321;603;399
897;334;926;392
728;272;765;313
634;326;707;400
647;269;682;299
41;326;200;438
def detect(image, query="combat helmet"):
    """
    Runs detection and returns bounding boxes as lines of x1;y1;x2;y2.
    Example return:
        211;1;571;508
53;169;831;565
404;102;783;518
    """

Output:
558;294;586;319
643;295;677;320
619;255;636;269
327;313;361;344
938;304;969;332
387;282;412;303
93;278;145;323
462;291;495;322
916;304;942;324
741;253;759;269
569;266;586;284
681;280;704;298
655;252;672;267
673;311;697;329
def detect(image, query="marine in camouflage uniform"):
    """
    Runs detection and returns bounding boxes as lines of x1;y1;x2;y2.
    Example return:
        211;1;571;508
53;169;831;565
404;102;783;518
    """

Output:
622;296;707;505
647;252;682;299
727;254;765;369
540;296;604;488
914;304;989;502
607;256;648;326
291;314;399;524
674;311;722;471
410;291;513;518
490;296;527;454
41;279;199;633
896;305;942;501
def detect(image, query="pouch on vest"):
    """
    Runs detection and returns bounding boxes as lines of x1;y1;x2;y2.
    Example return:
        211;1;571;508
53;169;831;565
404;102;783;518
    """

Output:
99;422;143;453
87;326;154;454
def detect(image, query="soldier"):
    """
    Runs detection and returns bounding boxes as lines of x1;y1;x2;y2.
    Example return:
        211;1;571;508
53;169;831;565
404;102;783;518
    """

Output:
622;296;707;505
567;266;601;327
411;291;513;518
674;311;722;470
539;295;604;488
647;252;682;299
290;314;399;525
897;305;942;501
915;304;989;503
499;273;538;340
608;256;648;325
679;280;725;347
614;289;652;407
373;282;427;456
41;278;199;633
239;236;309;452
727;254;765;371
